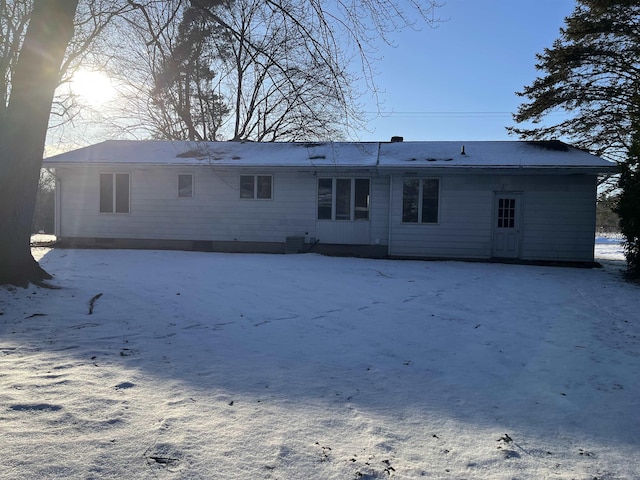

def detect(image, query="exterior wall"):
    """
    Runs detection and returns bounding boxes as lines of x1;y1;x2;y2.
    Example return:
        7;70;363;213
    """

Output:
314;175;389;245
315;221;370;244
55;165;598;263
370;176;390;246
388;173;598;262
519;175;597;262
388;175;494;258
56;166;317;244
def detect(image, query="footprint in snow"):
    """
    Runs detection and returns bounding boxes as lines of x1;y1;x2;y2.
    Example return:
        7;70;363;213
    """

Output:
10;403;62;412
115;381;135;390
502;450;521;459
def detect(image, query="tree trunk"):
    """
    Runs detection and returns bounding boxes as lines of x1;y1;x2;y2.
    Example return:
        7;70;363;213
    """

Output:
0;0;79;287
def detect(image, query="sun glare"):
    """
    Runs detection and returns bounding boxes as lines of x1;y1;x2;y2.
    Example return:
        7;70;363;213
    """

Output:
71;70;116;107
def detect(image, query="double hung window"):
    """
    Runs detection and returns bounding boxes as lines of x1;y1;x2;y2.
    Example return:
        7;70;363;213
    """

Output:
100;173;130;213
402;178;439;223
240;175;272;199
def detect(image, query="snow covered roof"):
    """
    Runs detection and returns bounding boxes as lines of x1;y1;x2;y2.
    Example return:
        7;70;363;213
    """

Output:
44;139;616;172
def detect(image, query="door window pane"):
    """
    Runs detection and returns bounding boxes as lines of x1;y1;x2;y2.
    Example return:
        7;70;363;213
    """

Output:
498;198;516;228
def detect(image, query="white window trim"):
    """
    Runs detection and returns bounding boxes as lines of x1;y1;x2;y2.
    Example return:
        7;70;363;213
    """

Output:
401;177;440;224
240;174;273;200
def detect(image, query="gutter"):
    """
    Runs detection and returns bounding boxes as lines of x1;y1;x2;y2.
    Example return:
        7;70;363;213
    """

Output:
43;162;381;172
387;173;393;257
375;166;618;175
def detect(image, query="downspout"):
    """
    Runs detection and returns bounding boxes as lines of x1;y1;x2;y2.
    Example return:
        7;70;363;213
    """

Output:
387;173;393;257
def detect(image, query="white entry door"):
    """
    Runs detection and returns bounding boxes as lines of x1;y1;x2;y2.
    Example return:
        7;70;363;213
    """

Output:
492;193;522;258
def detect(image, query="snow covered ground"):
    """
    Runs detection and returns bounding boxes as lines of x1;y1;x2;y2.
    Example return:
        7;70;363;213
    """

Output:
1;238;638;479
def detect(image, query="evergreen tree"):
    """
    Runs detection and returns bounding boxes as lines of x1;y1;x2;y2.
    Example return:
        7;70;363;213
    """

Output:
510;0;640;162
150;3;230;141
512;0;640;278
615;127;640;279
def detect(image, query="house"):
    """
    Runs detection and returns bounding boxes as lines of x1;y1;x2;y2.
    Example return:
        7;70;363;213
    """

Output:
43;139;616;264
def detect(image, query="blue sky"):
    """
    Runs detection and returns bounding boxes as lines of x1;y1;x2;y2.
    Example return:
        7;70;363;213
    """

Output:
358;0;577;141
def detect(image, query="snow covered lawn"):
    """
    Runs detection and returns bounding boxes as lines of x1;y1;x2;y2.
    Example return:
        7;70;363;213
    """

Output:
1;241;638;479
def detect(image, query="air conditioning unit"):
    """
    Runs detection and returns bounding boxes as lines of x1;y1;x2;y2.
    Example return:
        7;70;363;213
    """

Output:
285;236;305;254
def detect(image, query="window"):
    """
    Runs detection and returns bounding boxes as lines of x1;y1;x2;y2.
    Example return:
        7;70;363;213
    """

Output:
336;179;351;220
100;173;130;213
178;174;193;198
402;178;439;223
317;178;370;221
497;198;516;228
240;175;272;199
317;178;333;220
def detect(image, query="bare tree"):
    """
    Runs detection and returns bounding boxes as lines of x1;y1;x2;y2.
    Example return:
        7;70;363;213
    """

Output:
0;0;440;285
0;1;32;124
0;0;79;286
113;0;440;141
0;0;142;286
213;0;356;141
97;0;217;139
147;1;230;140
50;1;141;135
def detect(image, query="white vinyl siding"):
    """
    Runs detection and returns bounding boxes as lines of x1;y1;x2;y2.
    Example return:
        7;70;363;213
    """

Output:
519;176;597;262
369;176;390;245
58;167;313;243
391;176;492;258
389;174;597;262
55;165;598;262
